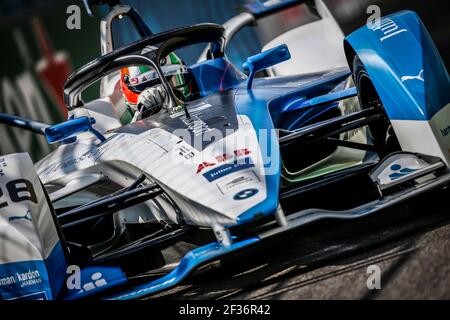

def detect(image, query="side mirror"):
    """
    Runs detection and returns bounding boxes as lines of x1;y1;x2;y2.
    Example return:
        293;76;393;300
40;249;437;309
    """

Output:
242;44;291;90
45;116;105;144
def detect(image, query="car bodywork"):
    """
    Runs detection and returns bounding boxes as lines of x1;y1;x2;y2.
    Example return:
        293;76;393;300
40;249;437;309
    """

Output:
0;0;449;300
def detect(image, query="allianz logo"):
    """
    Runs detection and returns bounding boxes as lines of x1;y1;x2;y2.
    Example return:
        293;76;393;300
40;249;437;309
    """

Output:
368;18;408;42
441;125;450;138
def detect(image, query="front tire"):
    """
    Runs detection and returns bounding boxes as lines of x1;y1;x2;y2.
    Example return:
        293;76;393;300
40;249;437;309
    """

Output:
352;56;401;156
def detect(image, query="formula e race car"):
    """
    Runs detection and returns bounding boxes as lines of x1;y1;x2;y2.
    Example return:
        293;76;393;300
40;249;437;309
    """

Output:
0;0;449;300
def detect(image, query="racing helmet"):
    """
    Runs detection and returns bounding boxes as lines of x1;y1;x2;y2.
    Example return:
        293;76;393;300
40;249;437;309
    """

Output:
120;52;192;107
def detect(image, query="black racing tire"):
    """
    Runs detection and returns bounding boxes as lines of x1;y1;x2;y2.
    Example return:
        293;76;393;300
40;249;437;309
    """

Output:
352;55;401;156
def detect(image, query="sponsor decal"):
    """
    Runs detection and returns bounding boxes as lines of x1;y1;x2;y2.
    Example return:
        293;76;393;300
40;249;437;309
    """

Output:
180;113;212;136
401;69;424;83
176;145;196;160
388;164;417;181
203;159;254;182
8;210;32;222
196;148;251;174
39;149;103;177
0;269;43;289
216;170;259;195
196;161;216;174
368;17;407;42
233;188;259;201
130;71;155;85
170;102;213;119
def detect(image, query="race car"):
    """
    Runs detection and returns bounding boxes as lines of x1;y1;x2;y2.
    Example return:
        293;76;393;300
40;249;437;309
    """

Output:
0;0;449;300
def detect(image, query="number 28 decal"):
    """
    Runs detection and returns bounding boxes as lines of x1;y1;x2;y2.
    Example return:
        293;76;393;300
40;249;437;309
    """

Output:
0;179;37;209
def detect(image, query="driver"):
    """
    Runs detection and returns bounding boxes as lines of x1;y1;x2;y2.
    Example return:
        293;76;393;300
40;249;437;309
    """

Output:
120;52;193;122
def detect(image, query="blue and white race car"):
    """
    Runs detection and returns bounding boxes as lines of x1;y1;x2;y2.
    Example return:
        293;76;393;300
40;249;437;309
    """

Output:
0;0;449;300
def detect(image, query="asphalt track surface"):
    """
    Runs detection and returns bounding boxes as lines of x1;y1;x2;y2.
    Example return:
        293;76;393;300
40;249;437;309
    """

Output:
145;185;450;300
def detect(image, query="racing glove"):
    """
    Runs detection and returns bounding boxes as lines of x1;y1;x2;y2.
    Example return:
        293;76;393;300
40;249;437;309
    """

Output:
135;84;167;120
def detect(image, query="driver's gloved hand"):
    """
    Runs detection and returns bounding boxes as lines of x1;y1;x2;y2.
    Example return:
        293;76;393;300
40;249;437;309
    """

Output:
137;84;167;118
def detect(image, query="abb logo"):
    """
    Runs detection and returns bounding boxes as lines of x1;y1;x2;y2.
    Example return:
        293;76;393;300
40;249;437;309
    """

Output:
196;149;251;174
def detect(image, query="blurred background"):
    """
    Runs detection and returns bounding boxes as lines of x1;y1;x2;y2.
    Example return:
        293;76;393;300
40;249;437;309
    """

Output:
0;0;448;160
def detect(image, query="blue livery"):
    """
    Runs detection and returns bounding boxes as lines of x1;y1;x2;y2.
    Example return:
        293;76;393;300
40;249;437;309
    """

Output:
345;10;450;121
2;0;449;301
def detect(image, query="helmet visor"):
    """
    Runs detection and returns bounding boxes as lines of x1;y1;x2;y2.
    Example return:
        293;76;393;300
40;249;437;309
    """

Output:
126;64;190;99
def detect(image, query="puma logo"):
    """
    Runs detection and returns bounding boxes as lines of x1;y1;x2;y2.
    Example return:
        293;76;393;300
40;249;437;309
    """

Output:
401;69;424;82
8;210;32;222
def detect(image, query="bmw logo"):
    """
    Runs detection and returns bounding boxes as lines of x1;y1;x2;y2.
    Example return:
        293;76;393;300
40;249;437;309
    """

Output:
233;188;259;200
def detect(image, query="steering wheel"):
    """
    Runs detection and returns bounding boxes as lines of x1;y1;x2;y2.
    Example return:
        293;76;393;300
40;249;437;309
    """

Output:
64;23;225;110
